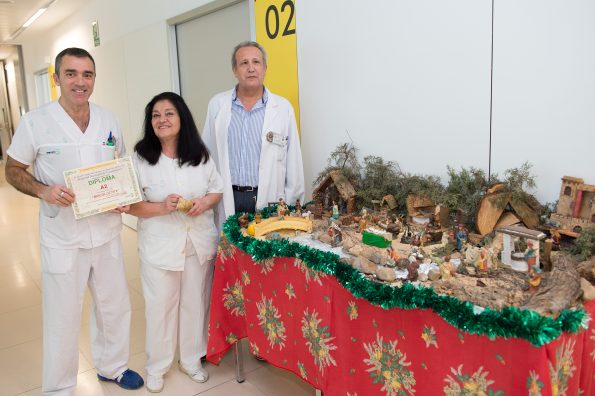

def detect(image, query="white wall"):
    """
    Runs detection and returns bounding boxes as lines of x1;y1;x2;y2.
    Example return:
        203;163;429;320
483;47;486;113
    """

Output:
297;0;493;199
296;0;595;203
491;0;595;202
15;0;595;206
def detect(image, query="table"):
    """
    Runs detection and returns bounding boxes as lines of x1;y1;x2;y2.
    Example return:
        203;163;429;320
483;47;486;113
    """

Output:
207;235;595;395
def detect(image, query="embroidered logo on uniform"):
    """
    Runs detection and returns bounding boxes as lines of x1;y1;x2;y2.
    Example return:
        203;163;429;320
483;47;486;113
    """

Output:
105;131;116;147
44;149;60;155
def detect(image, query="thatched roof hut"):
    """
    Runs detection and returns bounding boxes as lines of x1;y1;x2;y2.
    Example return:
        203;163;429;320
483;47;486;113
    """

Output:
313;170;357;214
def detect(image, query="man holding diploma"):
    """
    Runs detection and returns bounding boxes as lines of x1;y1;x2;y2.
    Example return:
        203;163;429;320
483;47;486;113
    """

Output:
5;47;143;395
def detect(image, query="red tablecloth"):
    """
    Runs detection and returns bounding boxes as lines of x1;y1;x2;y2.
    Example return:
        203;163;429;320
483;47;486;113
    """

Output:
207;240;595;395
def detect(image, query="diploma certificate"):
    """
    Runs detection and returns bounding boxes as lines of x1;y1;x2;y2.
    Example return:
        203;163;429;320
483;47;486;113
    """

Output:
64;156;142;219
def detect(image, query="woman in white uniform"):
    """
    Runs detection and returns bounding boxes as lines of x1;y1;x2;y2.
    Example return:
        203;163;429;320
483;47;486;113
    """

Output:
129;92;223;393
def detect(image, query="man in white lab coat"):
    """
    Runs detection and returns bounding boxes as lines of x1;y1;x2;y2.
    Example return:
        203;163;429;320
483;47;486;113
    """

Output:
5;47;143;395
203;41;305;227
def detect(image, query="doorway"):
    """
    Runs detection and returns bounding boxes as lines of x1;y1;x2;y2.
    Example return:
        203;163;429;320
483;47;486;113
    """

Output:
0;45;27;161
0;60;13;161
172;0;251;131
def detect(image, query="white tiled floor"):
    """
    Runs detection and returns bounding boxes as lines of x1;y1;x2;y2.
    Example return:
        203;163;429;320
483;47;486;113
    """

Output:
0;162;315;396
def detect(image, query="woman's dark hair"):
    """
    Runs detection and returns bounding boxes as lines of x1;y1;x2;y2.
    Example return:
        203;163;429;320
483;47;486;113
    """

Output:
135;92;209;167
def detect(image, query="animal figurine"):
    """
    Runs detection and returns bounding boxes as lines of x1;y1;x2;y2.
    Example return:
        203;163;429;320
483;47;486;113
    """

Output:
385;215;401;238
327;223;342;247
238;212;249;228
407;260;420;281
387;246;400;262
440;260;456;280
411;233;421;247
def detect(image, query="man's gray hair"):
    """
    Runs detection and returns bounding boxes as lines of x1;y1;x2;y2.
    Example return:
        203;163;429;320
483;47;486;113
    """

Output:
55;47;95;75
231;41;267;69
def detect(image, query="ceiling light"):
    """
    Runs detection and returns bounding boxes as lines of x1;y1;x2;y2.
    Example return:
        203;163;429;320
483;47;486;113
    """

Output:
23;8;47;28
6;0;57;41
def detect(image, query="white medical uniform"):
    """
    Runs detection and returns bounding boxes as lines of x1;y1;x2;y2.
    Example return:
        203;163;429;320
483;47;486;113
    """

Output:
7;101;132;396
203;88;305;227
133;152;223;376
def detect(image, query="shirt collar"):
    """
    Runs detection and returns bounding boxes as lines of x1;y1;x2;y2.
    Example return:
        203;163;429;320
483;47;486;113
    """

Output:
232;85;268;105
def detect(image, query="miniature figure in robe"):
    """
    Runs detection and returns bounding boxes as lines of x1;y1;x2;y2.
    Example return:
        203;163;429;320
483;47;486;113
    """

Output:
358;208;369;233
332;201;339;220
455;224;467;251
524;240;536;267
528;264;542;291
476;249;489;273
277;198;288;217
295;198;302;216
550;230;561;250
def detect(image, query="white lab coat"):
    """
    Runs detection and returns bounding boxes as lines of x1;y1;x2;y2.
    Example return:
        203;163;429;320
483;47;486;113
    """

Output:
132;153;223;375
203;88;305;226
7;100;131;395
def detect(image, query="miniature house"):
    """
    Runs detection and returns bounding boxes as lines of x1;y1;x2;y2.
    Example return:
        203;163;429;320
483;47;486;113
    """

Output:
405;195;448;228
475;183;540;236
550;176;595;236
496;225;546;272
313;169;357;214
406;195;434;225
381;194;398;212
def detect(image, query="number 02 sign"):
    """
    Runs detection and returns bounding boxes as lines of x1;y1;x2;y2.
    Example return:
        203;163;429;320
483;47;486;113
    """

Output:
255;0;300;130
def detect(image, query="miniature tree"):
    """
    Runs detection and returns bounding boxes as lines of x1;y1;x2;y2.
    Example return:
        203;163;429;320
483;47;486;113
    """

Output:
571;228;595;261
358;155;400;209
442;166;490;229
502;162;539;209
314;142;361;187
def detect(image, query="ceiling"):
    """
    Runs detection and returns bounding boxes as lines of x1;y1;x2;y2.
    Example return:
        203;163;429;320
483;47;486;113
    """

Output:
0;0;90;59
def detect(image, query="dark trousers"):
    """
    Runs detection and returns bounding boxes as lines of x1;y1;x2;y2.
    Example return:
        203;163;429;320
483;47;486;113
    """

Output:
233;190;257;214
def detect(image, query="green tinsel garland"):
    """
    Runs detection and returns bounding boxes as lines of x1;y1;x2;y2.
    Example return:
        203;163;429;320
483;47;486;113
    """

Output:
223;208;589;347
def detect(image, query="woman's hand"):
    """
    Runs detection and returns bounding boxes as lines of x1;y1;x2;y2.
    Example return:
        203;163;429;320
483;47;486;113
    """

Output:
186;196;207;217
108;205;130;214
162;194;181;214
186;193;222;217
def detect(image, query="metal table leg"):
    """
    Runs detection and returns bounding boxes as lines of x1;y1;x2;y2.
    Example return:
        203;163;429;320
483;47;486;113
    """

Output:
234;341;245;383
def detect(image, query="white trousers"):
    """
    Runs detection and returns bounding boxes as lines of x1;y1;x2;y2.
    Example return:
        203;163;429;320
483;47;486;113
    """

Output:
41;237;131;396
141;253;214;376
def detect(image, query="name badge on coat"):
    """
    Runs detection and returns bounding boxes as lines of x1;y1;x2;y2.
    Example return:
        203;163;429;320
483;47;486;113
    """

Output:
266;131;288;147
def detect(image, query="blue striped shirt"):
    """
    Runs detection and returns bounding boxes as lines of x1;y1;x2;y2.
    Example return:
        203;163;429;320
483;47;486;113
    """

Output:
228;87;268;187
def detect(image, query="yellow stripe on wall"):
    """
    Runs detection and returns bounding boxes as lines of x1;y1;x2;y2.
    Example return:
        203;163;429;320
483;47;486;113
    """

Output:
254;0;300;130
48;64;57;101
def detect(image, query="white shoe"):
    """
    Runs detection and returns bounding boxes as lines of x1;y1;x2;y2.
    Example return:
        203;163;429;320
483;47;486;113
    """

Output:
146;374;164;393
178;363;209;383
